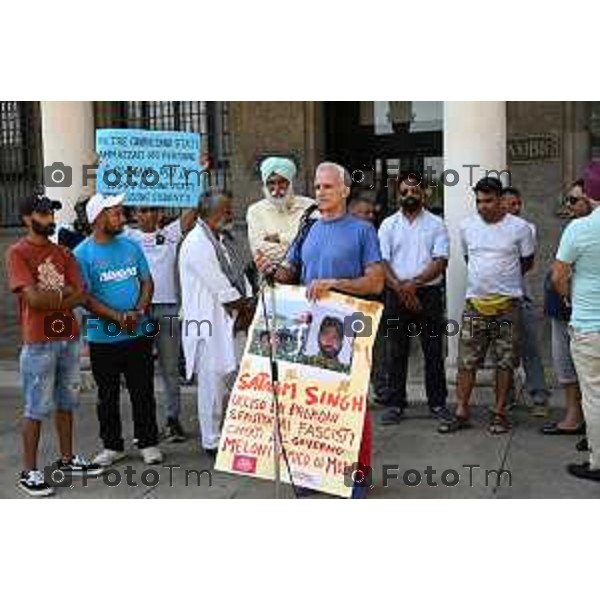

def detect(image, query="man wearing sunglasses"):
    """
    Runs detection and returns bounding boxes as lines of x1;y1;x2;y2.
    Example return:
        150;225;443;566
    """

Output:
377;174;452;425
563;180;593;219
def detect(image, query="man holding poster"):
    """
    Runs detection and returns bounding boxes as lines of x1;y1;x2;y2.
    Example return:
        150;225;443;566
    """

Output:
256;162;384;497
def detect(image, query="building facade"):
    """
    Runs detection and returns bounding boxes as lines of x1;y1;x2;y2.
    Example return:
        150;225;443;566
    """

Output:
2;100;599;365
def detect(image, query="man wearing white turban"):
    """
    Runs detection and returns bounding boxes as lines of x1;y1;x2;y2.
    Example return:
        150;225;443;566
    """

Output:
247;156;315;264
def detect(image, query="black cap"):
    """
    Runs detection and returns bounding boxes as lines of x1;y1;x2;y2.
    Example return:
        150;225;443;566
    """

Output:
19;194;62;217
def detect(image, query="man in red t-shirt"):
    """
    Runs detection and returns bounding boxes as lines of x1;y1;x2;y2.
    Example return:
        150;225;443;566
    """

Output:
5;193;103;497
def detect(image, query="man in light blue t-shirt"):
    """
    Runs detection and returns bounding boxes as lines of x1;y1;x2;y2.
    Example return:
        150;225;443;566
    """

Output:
553;162;600;482
75;193;162;468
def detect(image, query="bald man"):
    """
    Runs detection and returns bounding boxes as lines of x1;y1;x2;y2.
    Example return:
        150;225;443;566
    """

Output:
247;156;315;264
256;162;384;498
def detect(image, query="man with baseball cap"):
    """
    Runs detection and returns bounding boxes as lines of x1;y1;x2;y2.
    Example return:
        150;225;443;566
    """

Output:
553;162;600;481
75;193;163;467
5;192;103;497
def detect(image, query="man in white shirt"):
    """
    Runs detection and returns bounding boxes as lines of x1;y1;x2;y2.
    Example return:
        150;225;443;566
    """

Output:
179;194;253;457
247;156;315;264
378;175;452;425
501;186;550;415
124;206;196;442
440;177;535;435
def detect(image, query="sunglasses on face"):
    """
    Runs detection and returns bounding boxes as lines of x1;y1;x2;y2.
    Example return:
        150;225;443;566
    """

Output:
565;196;583;206
400;188;422;197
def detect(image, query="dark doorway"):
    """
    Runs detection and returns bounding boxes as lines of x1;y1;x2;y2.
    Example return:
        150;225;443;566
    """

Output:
325;101;443;221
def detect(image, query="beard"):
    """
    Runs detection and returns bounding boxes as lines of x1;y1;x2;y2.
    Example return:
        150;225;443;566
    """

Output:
264;185;294;212
103;222;124;236
400;196;421;212
319;342;341;359
31;219;56;237
218;221;234;235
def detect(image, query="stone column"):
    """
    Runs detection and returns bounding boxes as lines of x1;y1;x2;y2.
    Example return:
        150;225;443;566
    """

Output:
444;101;507;365
40;101;96;228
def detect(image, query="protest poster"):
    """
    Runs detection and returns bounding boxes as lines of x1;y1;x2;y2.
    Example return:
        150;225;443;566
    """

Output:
215;284;383;498
95;128;203;207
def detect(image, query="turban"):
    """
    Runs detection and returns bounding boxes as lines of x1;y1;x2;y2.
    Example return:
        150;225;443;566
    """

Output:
260;156;297;185
583;162;600;207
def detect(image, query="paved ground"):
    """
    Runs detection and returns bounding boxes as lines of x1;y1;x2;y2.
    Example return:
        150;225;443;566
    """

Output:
1;371;599;499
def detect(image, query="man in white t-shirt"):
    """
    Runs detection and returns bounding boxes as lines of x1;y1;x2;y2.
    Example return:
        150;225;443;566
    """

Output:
439;177;535;435
124;206;196;442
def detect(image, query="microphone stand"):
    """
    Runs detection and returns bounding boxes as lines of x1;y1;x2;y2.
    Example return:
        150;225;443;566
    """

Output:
259;273;283;498
256;202;318;499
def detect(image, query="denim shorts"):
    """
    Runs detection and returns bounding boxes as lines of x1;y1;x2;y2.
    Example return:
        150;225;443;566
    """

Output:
20;340;81;420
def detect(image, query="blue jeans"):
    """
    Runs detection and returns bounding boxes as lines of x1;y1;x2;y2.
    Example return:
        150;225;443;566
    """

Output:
150;303;181;421
20;340;81;420
519;298;550;399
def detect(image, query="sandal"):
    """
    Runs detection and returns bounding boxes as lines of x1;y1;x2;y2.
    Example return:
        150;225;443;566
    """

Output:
488;413;512;435
438;415;472;434
541;422;586;436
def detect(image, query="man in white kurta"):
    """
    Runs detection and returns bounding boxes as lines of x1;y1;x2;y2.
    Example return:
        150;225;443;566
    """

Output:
179;200;247;455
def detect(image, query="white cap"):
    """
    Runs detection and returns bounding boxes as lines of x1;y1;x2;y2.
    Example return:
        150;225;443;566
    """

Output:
86;193;125;224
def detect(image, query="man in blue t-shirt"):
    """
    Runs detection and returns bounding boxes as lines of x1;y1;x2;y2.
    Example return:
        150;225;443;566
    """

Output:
75;193;162;468
256;162;384;498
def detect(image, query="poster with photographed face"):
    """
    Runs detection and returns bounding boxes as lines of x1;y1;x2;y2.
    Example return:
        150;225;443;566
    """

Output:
215;284;383;498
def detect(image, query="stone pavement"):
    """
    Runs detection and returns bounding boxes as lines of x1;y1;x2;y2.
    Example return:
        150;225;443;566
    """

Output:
1;368;599;499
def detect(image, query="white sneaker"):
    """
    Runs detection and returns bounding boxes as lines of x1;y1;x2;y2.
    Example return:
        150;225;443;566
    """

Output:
93;449;127;467
140;446;163;465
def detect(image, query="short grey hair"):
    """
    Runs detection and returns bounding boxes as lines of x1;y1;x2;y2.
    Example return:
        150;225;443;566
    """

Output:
316;162;352;188
197;193;229;220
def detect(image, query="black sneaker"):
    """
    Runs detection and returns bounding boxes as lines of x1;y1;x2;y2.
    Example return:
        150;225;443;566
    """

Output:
55;455;105;477
576;437;590;452
381;407;405;425
567;461;600;482
205;448;218;459
18;470;54;497
164;418;186;443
